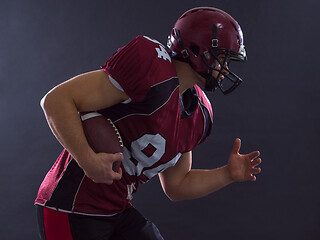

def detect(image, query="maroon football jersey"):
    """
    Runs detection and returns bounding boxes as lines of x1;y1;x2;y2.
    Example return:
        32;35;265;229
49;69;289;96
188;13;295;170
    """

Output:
35;36;213;216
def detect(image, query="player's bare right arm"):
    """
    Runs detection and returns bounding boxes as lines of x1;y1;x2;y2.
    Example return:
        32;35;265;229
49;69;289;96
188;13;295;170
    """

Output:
159;139;261;201
40;69;129;184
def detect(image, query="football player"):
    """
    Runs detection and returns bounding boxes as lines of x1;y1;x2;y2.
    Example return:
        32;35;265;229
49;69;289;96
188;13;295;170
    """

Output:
35;7;261;240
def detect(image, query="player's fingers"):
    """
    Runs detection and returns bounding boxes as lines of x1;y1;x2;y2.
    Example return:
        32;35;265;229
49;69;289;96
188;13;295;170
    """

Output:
104;179;114;185
92;177;113;185
251;158;262;167
112;153;123;173
251;167;261;174
250;175;257;181
99;152;123;161
112;161;121;172
110;168;122;181
248;151;260;160
118;167;123;176
232;138;241;154
114;152;124;161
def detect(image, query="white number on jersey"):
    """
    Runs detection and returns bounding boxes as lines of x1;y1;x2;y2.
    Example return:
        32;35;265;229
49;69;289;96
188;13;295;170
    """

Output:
155;45;172;62
122;133;181;182
143;36;172;63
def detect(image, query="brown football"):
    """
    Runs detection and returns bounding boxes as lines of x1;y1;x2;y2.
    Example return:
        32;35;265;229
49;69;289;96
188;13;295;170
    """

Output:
80;112;123;172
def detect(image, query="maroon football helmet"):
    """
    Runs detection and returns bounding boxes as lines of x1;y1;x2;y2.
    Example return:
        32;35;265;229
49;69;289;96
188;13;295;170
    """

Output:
167;7;247;94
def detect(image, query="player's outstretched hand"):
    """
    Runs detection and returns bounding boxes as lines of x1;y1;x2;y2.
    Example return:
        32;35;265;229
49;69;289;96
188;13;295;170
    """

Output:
227;138;262;182
81;152;123;184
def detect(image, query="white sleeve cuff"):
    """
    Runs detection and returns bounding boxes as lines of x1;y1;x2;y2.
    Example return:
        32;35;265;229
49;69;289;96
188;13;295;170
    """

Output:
108;75;132;104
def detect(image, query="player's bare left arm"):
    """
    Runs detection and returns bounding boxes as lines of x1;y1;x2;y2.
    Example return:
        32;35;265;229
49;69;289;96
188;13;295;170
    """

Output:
159;138;262;201
40;70;129;184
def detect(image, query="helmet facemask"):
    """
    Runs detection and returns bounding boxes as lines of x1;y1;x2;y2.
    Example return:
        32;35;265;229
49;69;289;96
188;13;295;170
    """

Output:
200;47;246;94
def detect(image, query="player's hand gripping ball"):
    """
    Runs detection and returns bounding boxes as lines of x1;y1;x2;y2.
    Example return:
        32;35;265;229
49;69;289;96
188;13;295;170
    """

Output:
81;112;123;172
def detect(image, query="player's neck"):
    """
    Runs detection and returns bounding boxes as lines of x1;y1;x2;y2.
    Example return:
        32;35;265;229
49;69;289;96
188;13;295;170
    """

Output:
173;59;202;94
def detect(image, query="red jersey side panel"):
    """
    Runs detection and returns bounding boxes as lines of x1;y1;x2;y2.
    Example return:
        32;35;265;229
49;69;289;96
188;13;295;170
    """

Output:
36;150;72;206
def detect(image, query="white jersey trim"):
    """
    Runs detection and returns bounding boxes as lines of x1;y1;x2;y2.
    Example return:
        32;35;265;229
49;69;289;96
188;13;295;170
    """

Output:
71;175;86;212
80;112;103;121
36;204;120;217
108;75;132;104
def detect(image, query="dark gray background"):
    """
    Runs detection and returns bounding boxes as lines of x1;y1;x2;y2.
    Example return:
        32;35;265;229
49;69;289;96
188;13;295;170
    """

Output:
1;0;319;239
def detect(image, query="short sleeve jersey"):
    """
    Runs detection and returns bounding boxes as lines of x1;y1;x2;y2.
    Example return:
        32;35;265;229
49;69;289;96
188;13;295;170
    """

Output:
35;36;213;216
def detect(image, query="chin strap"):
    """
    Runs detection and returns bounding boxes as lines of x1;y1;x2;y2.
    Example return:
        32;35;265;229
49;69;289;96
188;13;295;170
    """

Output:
202;24;219;92
212;24;218;48
174;28;190;59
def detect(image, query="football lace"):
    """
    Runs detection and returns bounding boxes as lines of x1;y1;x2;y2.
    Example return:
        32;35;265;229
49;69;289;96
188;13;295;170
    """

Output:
107;118;124;148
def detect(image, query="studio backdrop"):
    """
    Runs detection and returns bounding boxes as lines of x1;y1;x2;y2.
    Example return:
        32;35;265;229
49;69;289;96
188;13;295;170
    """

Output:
0;0;319;239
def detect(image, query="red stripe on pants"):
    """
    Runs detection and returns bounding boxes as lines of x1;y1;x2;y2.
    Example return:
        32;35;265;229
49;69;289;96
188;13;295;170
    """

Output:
42;207;73;240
